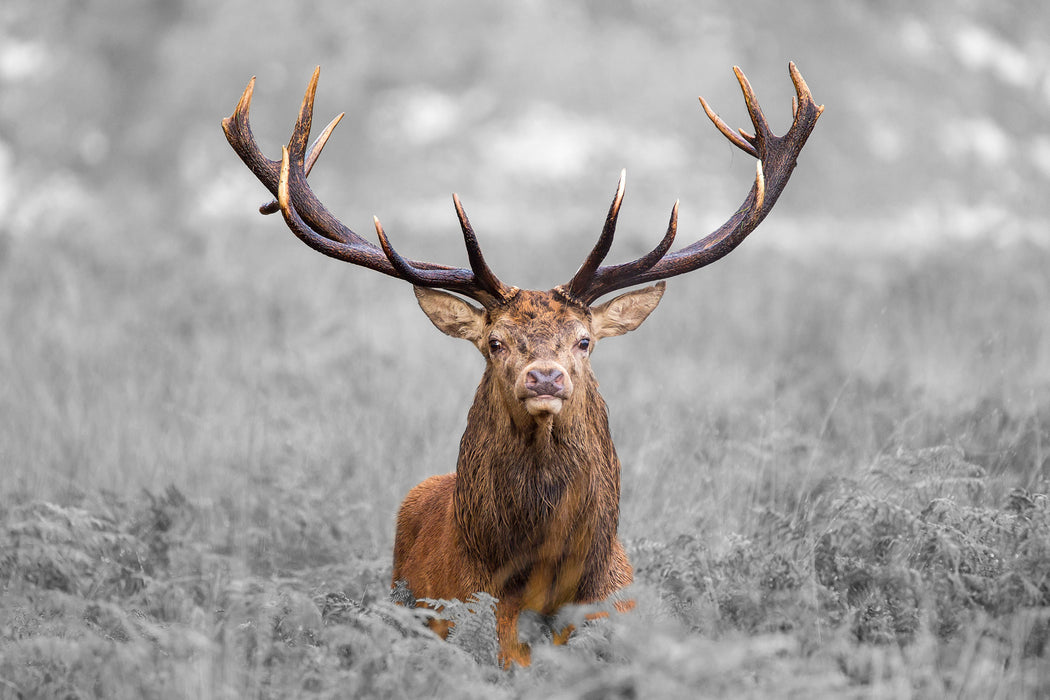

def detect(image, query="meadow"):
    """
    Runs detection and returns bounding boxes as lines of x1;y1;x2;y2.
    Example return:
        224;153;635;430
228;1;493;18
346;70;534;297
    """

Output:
2;214;1048;697
2;1;1049;697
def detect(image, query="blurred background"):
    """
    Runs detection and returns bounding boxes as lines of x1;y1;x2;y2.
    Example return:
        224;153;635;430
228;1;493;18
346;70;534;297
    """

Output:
4;1;1048;259
2;1;1048;502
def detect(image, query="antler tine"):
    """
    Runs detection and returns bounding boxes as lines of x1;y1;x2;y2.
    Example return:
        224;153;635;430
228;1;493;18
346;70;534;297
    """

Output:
754;161;766;212
236;75;255;115
226;76;256;136
698;95;756;158
223;76;280;183
288;66;320;160
454;193;513;301
789;62;812;107
788;61;825;126
382;209;512;305
260;112;344;215
578;199;678;305
566;169;626;299
372;213;510;305
732;66;772;151
372;215;436;286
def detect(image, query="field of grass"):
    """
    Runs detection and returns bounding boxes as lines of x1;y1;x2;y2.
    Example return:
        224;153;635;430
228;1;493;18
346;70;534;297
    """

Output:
2;203;1048;697
3;2;1050;697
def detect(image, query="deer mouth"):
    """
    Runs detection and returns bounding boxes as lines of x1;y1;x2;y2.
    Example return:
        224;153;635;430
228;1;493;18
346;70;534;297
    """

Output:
524;394;564;416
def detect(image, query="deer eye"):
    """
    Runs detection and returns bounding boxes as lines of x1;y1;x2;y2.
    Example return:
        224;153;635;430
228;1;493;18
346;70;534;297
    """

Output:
577;337;591;352
488;338;504;354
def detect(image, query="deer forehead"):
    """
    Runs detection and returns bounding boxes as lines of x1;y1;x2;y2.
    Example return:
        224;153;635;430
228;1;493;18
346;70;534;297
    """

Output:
487;291;591;345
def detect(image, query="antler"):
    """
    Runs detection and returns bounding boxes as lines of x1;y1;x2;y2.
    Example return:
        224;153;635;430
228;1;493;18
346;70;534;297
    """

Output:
222;67;513;307
563;62;823;305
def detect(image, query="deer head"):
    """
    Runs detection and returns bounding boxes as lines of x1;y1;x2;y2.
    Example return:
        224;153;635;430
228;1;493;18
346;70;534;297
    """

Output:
222;63;822;665
414;280;663;438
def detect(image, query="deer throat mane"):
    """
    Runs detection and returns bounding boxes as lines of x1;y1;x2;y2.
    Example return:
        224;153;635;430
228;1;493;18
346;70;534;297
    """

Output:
451;378;621;576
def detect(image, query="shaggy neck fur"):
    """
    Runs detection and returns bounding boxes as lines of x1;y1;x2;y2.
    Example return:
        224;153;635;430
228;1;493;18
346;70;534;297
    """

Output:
453;364;622;601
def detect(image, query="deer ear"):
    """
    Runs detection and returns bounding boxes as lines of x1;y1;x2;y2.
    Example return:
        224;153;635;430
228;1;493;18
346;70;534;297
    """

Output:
591;282;665;340
414;287;486;343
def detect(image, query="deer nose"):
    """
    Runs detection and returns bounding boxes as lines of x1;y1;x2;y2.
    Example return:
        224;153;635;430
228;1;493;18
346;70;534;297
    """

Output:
525;367;564;397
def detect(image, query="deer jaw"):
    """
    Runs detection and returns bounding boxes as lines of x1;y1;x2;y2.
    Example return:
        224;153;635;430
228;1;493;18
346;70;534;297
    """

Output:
414;284;665;434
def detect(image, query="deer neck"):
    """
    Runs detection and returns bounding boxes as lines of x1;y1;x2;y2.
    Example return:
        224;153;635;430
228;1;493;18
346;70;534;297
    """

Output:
452;369;622;582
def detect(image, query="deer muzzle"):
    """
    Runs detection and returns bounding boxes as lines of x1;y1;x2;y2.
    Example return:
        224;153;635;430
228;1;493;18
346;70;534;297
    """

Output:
518;362;573;416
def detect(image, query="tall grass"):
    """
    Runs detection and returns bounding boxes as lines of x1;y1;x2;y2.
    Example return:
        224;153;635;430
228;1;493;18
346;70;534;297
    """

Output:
2;198;1048;696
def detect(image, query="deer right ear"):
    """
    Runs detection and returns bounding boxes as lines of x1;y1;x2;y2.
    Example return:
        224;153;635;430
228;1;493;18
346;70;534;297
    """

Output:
414;287;487;343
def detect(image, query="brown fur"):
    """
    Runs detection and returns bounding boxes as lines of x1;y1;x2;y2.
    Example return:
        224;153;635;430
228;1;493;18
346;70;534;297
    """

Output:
392;285;662;666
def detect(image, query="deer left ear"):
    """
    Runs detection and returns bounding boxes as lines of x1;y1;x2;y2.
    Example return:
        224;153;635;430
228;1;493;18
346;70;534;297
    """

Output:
590;281;666;339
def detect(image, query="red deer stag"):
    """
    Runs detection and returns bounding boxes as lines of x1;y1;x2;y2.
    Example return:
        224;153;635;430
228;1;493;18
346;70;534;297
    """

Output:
223;63;822;666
